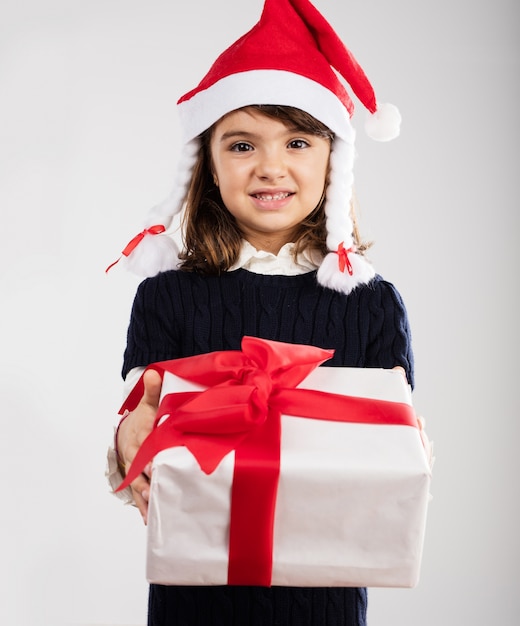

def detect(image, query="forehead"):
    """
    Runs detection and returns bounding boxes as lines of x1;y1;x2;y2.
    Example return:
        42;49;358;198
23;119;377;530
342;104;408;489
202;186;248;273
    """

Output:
212;107;295;136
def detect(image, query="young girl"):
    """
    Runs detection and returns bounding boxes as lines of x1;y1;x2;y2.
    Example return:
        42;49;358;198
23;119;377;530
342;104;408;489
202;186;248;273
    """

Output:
108;1;413;624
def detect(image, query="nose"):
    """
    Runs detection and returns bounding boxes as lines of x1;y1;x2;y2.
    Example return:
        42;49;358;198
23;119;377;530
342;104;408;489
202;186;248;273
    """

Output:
255;148;287;181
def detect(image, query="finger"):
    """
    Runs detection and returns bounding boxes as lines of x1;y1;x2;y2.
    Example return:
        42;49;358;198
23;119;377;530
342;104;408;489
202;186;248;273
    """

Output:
132;486;149;525
392;365;407;381
129;472;150;523
129;468;150;488
125;457;153;483
141;369;163;409
121;438;154;485
143;462;153;480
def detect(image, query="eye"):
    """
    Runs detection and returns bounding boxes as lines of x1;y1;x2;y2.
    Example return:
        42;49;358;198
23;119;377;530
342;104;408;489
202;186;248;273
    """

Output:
230;142;254;152
287;138;310;149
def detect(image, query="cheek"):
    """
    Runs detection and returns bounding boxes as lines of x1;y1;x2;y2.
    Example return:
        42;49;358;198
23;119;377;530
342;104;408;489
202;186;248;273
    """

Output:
209;142;228;184
307;159;329;198
212;156;241;187
215;165;239;200
214;167;246;215
307;147;330;184
217;160;251;198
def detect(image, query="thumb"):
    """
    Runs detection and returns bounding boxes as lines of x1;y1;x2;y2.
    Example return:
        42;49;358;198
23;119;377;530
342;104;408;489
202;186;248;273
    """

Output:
141;368;163;409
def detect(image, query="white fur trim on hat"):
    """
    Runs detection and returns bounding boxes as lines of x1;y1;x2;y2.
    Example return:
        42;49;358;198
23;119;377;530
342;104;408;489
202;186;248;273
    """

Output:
178;70;355;144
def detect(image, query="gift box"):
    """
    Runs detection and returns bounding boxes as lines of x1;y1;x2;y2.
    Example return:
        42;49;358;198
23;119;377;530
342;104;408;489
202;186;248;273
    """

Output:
119;337;432;588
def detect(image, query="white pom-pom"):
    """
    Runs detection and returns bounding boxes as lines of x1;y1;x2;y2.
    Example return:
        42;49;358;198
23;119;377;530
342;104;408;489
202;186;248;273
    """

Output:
317;251;376;294
365;102;401;142
122;233;179;277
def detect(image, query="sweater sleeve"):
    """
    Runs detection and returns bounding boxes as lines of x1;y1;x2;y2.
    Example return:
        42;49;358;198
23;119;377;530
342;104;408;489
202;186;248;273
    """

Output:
122;273;181;379
364;278;415;389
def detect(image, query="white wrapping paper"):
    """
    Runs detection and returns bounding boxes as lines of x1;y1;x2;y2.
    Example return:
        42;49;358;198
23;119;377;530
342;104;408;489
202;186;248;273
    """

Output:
146;367;432;587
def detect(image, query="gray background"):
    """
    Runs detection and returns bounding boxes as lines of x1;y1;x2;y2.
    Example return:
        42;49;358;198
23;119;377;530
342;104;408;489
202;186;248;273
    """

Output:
0;0;518;624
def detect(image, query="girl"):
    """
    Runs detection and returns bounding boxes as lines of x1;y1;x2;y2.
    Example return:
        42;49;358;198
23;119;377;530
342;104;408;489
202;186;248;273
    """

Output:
108;1;413;624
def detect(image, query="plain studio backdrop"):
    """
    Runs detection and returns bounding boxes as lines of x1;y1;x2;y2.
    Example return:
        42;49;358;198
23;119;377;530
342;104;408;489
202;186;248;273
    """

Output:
0;1;518;625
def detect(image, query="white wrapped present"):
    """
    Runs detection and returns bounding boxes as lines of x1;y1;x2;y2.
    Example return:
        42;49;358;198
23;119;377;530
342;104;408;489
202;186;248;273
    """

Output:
118;337;432;588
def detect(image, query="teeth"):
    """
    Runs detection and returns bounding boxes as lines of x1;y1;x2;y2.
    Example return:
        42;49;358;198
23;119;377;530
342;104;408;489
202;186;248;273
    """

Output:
254;192;290;201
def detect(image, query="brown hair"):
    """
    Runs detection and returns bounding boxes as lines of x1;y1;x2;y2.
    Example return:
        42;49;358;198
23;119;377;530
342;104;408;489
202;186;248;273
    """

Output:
179;105;369;274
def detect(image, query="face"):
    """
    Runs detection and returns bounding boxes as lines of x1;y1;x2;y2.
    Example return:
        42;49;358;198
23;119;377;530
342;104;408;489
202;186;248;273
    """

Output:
209;108;331;253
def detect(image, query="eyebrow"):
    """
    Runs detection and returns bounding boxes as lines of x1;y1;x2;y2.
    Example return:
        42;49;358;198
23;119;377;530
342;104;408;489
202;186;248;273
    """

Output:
217;130;260;142
217;125;309;143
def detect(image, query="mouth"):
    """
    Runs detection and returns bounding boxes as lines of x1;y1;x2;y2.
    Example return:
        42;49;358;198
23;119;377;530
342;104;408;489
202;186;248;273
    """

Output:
250;191;294;201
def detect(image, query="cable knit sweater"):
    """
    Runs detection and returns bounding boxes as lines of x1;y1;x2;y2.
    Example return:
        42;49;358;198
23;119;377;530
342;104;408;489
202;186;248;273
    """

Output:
123;269;414;386
122;267;414;626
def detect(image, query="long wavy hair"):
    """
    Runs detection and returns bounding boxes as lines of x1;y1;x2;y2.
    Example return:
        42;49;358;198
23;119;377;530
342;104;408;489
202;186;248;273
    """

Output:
179;105;369;274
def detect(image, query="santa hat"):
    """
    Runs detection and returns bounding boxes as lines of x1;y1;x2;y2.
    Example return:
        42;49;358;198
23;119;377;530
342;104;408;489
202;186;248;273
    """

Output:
108;0;401;293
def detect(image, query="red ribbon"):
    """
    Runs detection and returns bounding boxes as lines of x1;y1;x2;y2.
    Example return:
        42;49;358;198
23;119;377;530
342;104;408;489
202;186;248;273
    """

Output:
117;337;417;586
105;224;166;273
337;241;354;275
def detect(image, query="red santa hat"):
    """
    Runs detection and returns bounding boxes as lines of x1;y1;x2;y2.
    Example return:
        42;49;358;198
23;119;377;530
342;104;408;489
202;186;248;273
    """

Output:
109;0;401;293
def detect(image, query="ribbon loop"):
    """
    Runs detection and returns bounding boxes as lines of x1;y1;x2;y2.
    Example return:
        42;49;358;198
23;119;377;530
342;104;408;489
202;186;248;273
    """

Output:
336;241;354;275
105;224;166;273
237;365;273;419
162;384;261;432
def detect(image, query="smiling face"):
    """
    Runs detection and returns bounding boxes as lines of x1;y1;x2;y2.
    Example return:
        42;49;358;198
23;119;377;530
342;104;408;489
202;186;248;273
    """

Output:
209;107;331;254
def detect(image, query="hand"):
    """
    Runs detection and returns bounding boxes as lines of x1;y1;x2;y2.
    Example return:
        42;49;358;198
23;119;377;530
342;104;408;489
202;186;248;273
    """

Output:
392;365;407;381
116;369;162;524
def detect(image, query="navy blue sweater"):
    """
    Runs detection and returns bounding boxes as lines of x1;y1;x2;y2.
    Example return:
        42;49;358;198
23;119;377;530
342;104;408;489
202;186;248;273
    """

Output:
123;269;413;386
122;268;414;626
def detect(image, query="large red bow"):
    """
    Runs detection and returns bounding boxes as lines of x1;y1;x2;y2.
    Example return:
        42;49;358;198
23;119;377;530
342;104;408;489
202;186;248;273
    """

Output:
117;336;417;586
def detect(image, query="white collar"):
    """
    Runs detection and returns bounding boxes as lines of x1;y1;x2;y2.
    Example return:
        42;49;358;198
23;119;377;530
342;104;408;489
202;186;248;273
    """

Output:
229;241;320;276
